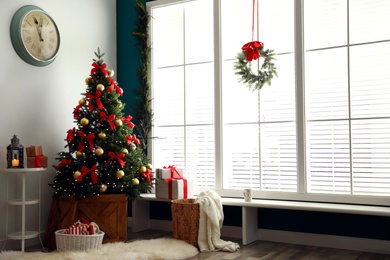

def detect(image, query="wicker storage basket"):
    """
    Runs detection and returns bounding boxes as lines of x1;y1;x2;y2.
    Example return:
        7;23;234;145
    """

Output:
171;199;199;247
55;229;105;251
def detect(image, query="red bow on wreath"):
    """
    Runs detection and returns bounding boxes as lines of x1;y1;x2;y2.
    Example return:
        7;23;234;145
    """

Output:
242;41;263;61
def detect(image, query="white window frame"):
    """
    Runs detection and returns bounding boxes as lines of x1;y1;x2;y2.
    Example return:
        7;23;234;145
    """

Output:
147;0;390;206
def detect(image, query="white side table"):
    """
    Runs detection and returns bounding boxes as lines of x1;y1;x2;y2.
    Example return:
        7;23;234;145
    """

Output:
2;168;46;252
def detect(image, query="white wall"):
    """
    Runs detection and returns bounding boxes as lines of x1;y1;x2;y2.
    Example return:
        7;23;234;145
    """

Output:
0;0;116;247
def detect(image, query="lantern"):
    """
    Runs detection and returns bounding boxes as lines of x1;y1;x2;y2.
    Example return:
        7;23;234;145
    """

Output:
6;135;24;168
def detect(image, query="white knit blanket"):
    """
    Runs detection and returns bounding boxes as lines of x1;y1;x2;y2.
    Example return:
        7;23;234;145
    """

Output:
195;190;240;252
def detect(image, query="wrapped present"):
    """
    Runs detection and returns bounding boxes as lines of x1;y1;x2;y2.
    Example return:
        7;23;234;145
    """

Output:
26;145;43;157
155;178;194;199
156;166;184;179
27;155;48;168
63;218;100;235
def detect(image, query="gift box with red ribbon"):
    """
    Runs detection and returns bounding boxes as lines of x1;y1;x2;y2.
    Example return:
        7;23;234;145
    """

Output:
156;166;184;179
155;178;194;199
27;155;48;168
155;165;193;199
26;145;48;168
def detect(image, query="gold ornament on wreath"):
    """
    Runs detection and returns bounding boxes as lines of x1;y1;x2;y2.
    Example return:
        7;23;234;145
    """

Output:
234;41;277;91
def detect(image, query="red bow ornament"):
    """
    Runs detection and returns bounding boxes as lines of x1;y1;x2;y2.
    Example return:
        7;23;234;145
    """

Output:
77;165;98;184
56;159;73;169
67;127;76;142
91;62;108;77
78;130;95;152
86;91;103;110
106;151;126;168
107;78;123;96
126;134;140;145
142;168;154;186
99;112;116;130
73;105;82;119
242;41;263;61
121;115;135;129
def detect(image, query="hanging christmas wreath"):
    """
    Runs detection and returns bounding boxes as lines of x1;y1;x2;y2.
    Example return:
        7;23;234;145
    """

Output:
234;40;277;91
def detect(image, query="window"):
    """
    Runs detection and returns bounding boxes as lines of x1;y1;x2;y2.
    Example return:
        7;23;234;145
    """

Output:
148;0;390;206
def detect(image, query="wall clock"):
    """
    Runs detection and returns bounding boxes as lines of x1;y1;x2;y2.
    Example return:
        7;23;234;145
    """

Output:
10;5;60;67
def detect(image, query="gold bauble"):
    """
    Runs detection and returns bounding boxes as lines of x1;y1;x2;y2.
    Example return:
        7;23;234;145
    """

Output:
98;132;106;139
130;143;136;151
132;178;140;185
115;119;123;127
79;98;86;106
116;170;125;179
139;166;147;173
76;151;84;158
85;77;91;85
107;69;115;77
121;148;129;154
100;184;108;192
73;170;81;179
95;147;104;156
80;117;89;126
147;163;153;169
96;84;105;91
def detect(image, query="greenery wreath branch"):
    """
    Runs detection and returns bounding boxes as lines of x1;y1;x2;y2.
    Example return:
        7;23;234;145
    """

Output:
234;44;278;91
132;0;153;155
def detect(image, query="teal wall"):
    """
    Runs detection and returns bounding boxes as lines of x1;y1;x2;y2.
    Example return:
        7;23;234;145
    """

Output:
116;0;146;118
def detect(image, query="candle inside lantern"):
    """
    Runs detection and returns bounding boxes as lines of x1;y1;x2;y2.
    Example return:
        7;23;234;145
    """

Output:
12;159;19;167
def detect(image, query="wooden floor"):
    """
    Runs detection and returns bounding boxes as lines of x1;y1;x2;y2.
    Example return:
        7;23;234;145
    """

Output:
128;229;390;260
23;228;390;259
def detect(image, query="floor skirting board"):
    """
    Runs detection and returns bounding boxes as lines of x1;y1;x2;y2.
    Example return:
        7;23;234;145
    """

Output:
130;218;390;255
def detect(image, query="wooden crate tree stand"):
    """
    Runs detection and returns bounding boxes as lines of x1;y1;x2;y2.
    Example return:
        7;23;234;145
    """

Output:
43;194;128;250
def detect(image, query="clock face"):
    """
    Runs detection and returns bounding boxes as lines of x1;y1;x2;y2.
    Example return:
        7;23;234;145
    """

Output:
10;5;60;66
20;10;60;62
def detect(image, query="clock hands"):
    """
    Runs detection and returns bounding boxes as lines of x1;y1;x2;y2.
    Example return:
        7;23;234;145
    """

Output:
33;16;44;42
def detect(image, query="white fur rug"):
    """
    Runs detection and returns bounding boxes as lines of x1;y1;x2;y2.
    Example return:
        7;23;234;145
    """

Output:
0;238;198;260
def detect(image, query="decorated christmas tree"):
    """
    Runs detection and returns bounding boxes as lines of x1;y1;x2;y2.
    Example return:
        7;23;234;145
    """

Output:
50;49;154;201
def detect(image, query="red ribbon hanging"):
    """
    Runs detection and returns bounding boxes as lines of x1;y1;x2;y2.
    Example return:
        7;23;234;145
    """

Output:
67;127;76;142
241;0;263;62
99;112;116;130
86;91;103;110
106;151;126;168
77;165;98;184
107;78;123;96
121;115;135;129
90;62;108;77
56;158;73;169
78;130;95;151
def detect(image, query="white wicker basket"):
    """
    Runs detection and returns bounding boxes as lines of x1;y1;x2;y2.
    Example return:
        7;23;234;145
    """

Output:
55;229;105;251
